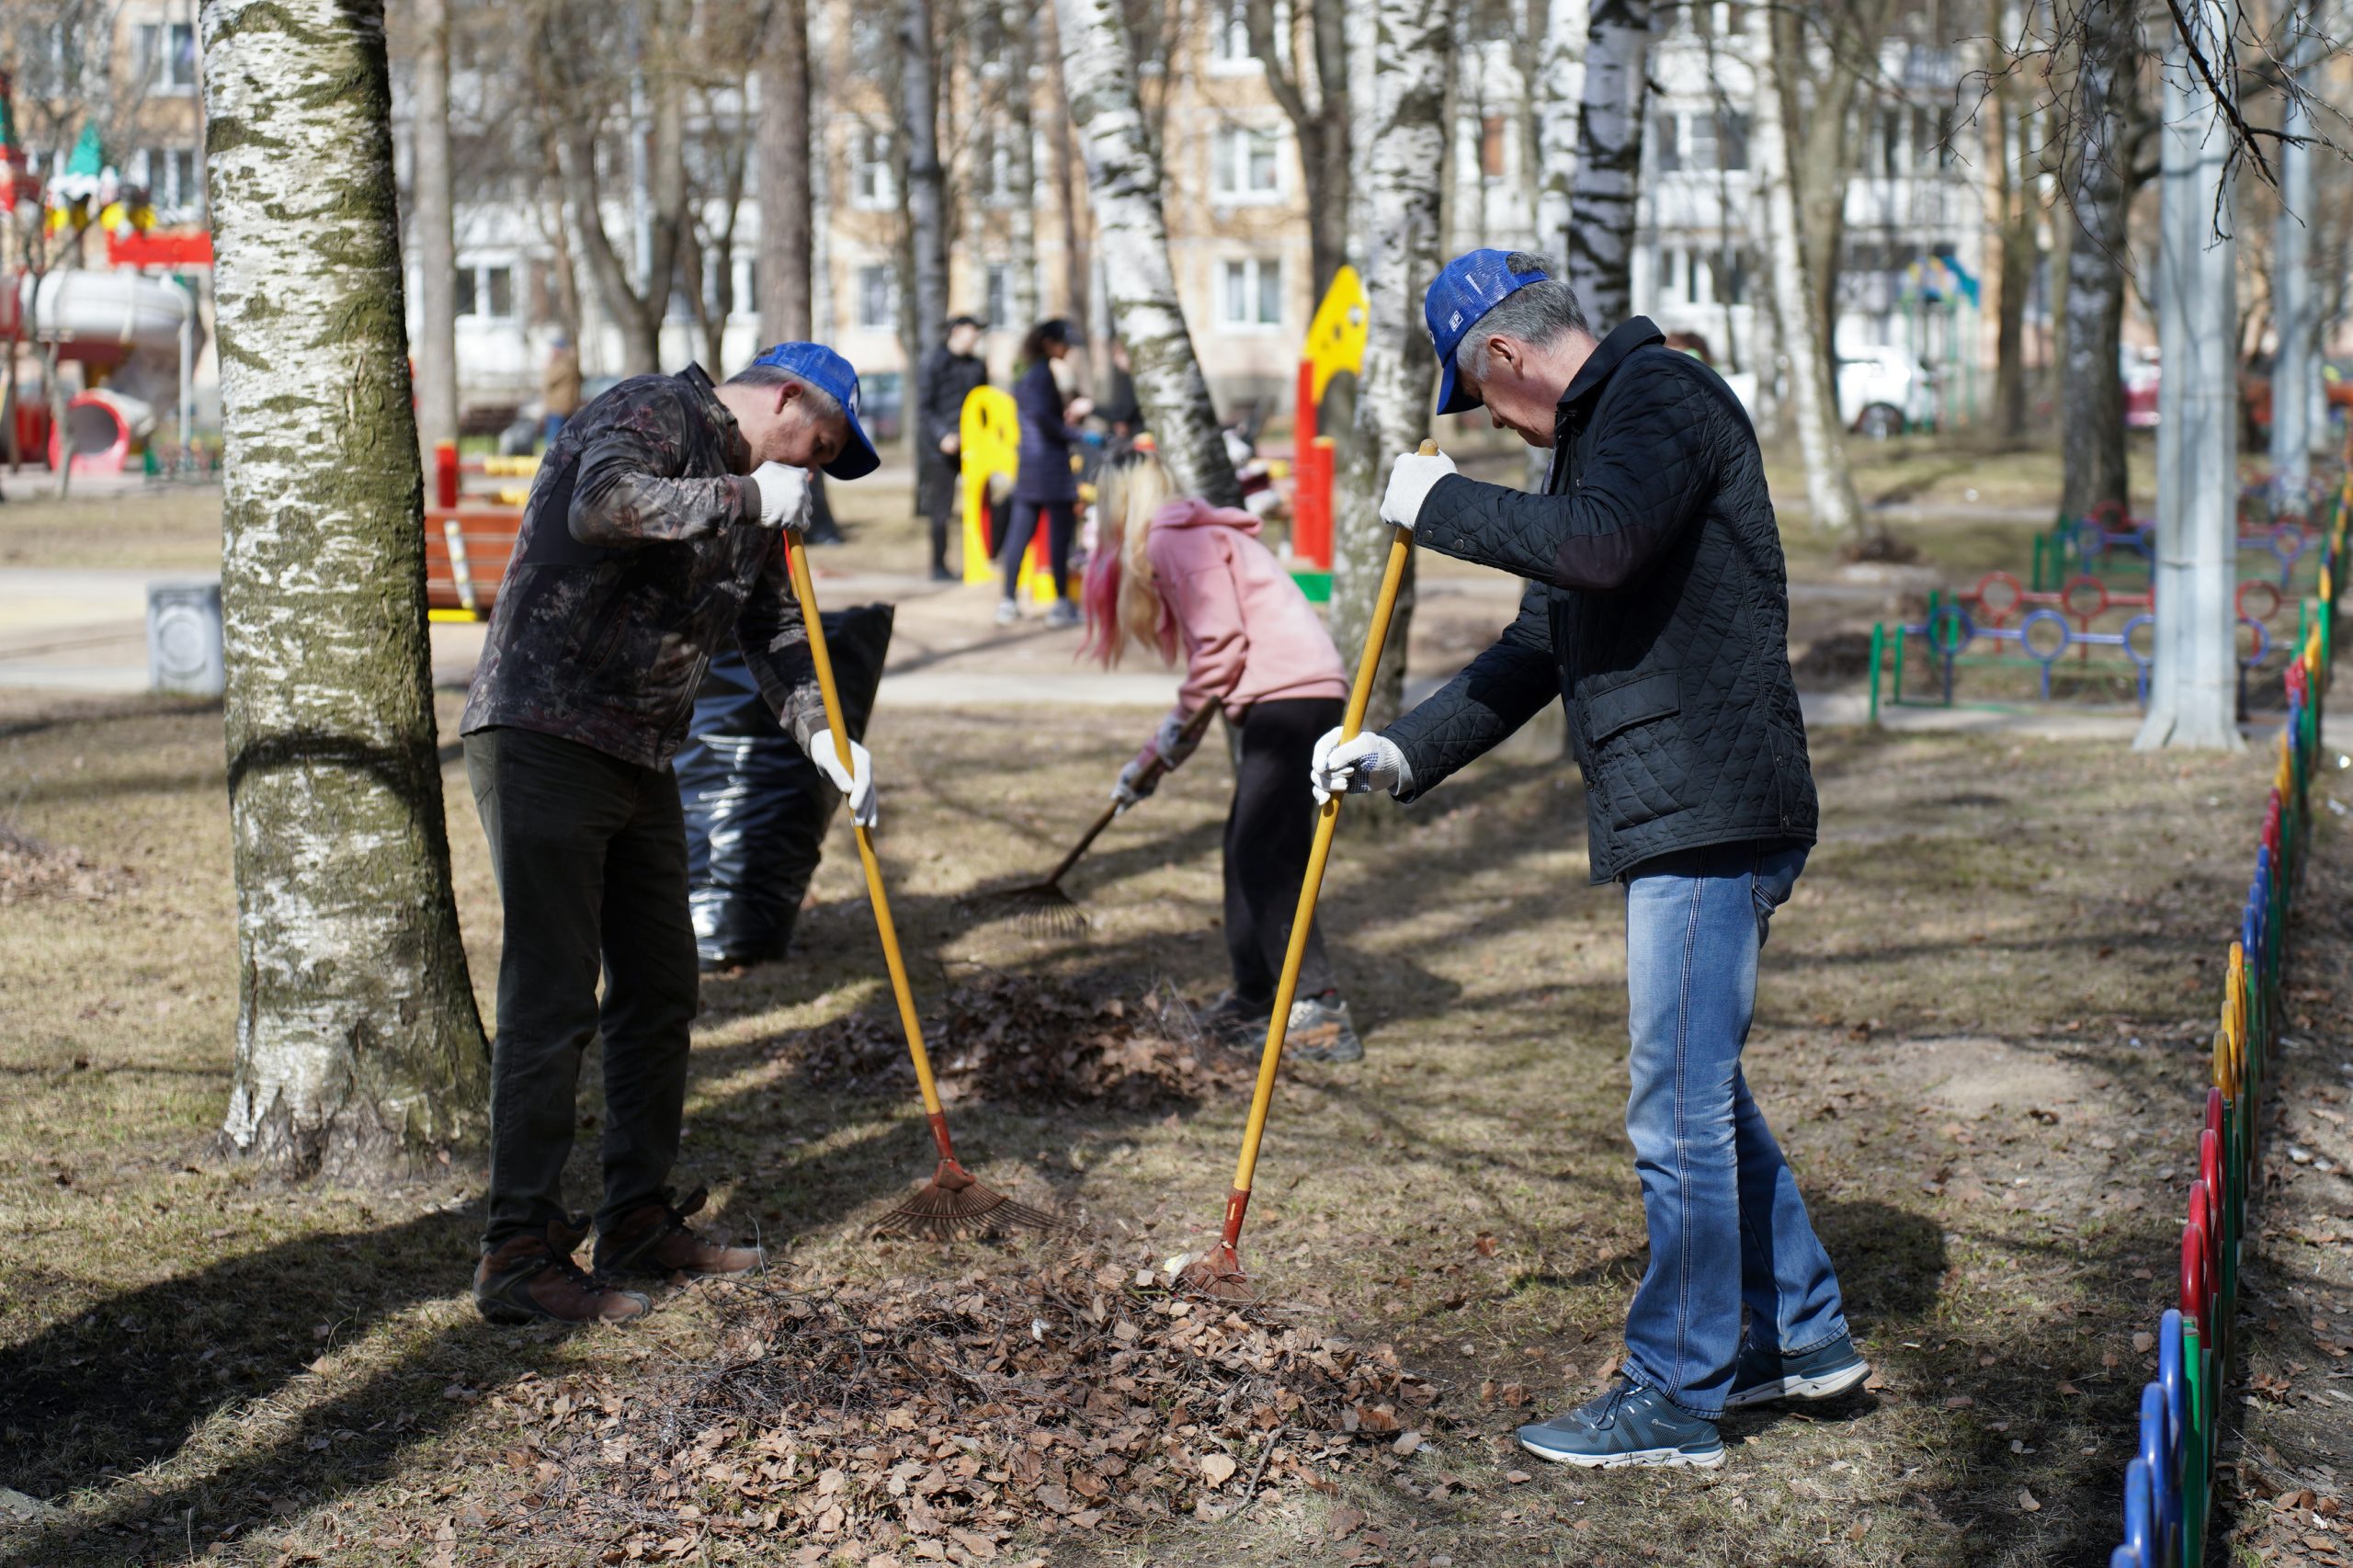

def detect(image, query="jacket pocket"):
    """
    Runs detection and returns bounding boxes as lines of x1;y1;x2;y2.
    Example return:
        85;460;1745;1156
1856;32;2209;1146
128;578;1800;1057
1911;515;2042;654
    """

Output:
1576;670;1685;831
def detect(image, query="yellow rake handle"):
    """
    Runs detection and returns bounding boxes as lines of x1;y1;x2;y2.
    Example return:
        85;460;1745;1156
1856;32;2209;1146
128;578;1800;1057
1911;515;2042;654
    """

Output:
783;534;949;1123
1225;439;1431;1207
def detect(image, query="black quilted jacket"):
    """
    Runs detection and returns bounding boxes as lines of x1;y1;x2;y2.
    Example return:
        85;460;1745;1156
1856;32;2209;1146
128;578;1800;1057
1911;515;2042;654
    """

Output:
1385;317;1817;882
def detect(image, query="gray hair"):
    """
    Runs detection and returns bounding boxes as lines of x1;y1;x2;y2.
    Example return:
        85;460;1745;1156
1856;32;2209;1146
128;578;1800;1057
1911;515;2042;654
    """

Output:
1455;255;1592;388
726;362;845;423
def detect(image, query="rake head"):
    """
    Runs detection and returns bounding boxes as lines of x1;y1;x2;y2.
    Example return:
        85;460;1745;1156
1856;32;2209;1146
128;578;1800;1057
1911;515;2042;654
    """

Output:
1172;1242;1256;1301
986;881;1090;938
874;1157;1063;1241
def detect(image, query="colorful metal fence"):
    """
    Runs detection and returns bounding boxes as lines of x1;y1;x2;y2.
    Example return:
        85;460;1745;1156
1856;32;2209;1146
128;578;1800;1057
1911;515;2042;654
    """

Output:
2104;478;2347;1568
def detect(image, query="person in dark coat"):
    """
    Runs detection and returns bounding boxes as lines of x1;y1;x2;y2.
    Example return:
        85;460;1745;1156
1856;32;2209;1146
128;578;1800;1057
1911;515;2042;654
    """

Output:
1000;317;1093;627
917;314;988;581
1311;251;1864;1471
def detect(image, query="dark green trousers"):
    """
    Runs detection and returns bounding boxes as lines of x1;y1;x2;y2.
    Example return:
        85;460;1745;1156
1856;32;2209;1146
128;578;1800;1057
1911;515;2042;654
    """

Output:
464;726;699;1251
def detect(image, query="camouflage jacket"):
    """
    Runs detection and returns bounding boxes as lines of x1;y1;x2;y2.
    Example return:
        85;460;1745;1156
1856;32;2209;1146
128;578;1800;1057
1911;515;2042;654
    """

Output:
460;364;827;769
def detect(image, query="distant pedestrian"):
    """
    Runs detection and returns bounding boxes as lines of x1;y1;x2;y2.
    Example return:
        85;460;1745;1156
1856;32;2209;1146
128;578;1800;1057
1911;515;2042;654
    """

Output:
918;314;989;582
1080;447;1361;1061
540;334;582;448
1001;318;1092;628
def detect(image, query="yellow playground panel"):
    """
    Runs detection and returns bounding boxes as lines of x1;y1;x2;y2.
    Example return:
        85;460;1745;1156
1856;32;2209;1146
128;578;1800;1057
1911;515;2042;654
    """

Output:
958;385;1059;601
1304;264;1369;403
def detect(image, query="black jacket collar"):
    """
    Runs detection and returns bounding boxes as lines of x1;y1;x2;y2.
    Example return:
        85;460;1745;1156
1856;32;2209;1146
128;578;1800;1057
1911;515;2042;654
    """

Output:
1560;316;1667;411
679;362;752;472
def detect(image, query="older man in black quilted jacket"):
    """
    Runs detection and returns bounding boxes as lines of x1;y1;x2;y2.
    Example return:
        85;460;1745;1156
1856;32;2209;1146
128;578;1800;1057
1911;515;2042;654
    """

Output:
1311;251;1866;1471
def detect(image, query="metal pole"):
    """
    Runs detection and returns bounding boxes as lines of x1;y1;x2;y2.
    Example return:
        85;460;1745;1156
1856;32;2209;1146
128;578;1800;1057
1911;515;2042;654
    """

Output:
2137;0;2244;752
177;275;193;471
2272;7;2313;505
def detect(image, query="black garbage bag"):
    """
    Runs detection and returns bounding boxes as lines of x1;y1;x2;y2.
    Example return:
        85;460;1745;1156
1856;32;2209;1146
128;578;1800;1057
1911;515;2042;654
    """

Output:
677;604;894;971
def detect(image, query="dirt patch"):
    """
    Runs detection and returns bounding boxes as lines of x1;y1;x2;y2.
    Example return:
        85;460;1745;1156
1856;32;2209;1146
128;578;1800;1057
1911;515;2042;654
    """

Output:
0;826;130;905
525;1243;1451;1560
1913;1035;2093;1119
787;973;1257;1108
1793;629;1879;686
1838;525;1924;564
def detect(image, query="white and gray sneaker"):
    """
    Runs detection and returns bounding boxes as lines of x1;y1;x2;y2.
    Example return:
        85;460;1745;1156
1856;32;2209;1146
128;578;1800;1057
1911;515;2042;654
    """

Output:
1723;1332;1871;1408
995;598;1020;626
1285;993;1361;1062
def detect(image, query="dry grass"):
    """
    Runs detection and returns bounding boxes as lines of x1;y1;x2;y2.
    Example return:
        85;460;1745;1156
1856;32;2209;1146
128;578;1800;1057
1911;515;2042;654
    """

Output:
0;485;225;571
0;654;2337;1564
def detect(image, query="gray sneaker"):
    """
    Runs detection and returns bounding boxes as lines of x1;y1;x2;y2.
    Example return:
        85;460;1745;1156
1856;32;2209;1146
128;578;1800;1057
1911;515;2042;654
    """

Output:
995;598;1020;626
1518;1381;1725;1470
1285;994;1361;1062
1195;991;1271;1048
1044;599;1081;629
1724;1332;1870;1408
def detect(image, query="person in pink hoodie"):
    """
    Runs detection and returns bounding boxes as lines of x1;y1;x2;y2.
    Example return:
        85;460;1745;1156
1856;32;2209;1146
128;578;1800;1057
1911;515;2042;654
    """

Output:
1080;447;1362;1061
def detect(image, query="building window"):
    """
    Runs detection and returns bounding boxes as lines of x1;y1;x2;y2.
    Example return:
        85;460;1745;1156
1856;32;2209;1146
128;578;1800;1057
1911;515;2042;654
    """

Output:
1654;112;1682;174
849;128;893;210
1685;109;1749;172
1221;257;1281;330
1480;115;1507;181
1213;125;1282;201
857;264;898;331
138;21;199;93
456;264;516;321
139;147;201;215
1208;0;1289;70
983;264;1009;330
1711;249;1750;305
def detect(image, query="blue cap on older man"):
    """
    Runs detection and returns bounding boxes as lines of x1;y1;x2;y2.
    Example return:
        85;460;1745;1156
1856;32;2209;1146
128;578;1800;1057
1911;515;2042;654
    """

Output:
1425;249;1552;416
748;341;881;480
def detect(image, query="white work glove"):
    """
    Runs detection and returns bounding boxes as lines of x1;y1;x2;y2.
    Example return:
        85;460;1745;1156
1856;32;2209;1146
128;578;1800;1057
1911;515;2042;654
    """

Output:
808;727;878;827
1153;711;1204;768
1111;756;1158;814
748;462;814;529
1378;449;1458;531
1309;726;1410;805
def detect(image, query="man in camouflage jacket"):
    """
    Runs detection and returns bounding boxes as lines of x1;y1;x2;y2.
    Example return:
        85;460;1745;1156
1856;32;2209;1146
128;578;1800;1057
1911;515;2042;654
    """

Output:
460;343;880;1325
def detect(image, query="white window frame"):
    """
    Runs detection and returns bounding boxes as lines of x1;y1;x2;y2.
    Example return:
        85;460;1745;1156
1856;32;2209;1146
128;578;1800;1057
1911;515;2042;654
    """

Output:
138;21;199;95
847;126;894;211
1211;123;1283;204
1207;0;1290;74
1220;256;1283;333
456;262;517;323
855;263;898;331
983;262;1010;331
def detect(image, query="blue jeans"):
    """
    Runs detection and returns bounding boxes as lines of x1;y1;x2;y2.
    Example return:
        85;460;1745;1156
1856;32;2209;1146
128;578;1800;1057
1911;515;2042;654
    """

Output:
1619;841;1848;1418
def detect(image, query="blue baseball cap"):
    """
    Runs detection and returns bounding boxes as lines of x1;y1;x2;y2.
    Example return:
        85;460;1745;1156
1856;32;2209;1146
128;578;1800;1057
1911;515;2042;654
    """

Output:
749;342;881;480
1426;249;1552;415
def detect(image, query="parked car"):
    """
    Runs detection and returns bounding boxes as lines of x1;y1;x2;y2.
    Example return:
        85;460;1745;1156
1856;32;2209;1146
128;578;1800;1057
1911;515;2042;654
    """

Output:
2238;352;2353;447
2122;346;2161;429
1836;344;1938;438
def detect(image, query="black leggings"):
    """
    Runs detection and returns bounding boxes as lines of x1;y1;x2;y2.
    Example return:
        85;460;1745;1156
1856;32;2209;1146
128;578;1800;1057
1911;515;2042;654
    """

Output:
1000;499;1074;600
1225;696;1342;1004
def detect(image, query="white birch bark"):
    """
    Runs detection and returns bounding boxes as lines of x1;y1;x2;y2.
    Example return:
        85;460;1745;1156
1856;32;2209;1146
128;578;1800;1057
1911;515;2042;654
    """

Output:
1749;6;1859;536
1332;0;1457;722
1533;0;1586;263
2271;6;2313;506
2136;0;2242;753
1051;0;1240;506
412;0;459;450
1002;0;1042;327
202;0;490;1176
1564;0;1654;332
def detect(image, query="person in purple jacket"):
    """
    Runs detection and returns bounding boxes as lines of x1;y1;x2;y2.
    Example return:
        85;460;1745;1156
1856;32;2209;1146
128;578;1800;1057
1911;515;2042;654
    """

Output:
998;318;1093;627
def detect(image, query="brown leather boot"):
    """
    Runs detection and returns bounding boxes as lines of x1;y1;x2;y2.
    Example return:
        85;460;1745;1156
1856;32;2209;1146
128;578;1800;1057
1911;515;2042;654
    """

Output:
474;1219;654;1325
595;1187;765;1279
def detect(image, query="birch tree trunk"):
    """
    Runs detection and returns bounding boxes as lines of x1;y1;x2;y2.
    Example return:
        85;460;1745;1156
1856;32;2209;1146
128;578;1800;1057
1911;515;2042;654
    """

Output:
1002;0;1041;327
899;0;949;455
2058;0;2137;525
1989;46;2036;442
1533;0;1586;259
757;0;815;341
1247;0;1351;296
202;0;489;1177
2135;0;2239;752
1051;0;1239;505
2270;7;2313;506
1751;5;1860;535
1564;0;1654;332
412;0;460;450
1332;0;1457;724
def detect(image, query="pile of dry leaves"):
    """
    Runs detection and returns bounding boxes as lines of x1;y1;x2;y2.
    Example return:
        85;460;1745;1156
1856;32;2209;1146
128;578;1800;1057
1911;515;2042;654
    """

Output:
0;826;128;906
505;1242;1459;1564
788;973;1256;1108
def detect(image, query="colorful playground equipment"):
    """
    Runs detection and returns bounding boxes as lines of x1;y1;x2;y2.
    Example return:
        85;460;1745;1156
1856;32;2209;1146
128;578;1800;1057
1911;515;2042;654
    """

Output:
1289;266;1369;603
1871;481;2338;719
952;382;1061;603
422;443;545;620
2102;488;2340;1566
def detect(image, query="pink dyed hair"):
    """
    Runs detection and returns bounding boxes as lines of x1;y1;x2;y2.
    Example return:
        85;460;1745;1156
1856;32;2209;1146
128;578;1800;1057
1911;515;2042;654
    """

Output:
1080;449;1180;668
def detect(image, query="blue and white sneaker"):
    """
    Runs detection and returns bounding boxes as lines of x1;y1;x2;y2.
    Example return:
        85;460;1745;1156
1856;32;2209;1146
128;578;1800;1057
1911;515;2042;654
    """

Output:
1723;1332;1871;1408
1516;1381;1725;1470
